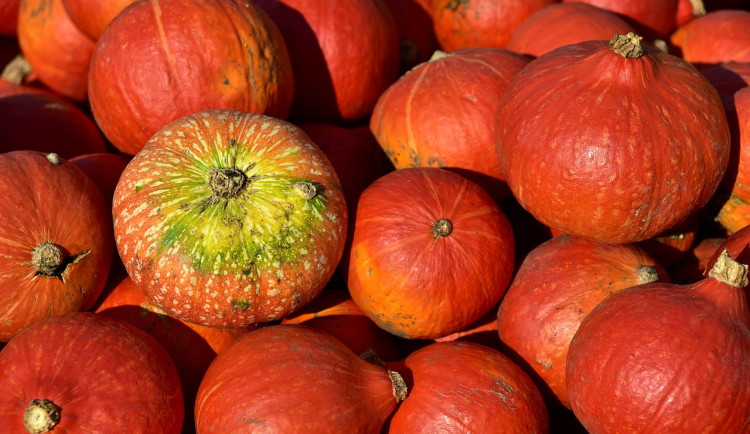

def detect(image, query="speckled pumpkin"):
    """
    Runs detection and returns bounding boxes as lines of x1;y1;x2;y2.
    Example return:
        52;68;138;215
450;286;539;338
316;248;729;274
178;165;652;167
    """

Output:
112;110;347;328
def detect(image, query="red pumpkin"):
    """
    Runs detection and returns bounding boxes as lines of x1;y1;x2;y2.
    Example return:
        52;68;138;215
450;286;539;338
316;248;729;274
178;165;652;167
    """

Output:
566;250;750;432
70;152;131;207
61;0;135;40
348;167;515;340
0;312;184;433
495;33;730;244
670;9;750;69
88;0;294;155
17;0;94;100
507;3;637;58
430;0;556;51
113;110;347;328
497;234;668;408
0;89;107;158
387;341;549;433
0;151;113;342
95;276;250;433
562;0;679;39
370;48;530;200
254;0;399;123
717;87;750;233
195;324;406;432
281;289;402;361
382;0;439;74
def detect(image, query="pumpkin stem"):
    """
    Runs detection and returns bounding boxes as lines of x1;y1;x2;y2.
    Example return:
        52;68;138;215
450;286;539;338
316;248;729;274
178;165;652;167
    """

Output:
45;153;62;165
689;0;706;17
24;399;61;434
208;167;248;200
432;218;453;238
1;54;32;85
31;242;64;277
609;33;644;59
388;370;408;403
637;265;660;284
291;181;318;200
429;50;450;62
708;249;749;288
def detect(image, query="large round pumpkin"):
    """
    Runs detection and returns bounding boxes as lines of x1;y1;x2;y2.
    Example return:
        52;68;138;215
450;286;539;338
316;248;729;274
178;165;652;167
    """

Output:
0;151;113;342
370;48;530;201
88;0;294;155
113;110;347;328
495;33;730;244
0;312;184;433
496;234;668;408
17;0;94;100
348;167;515;340
566;250;750;433
195;324;406;432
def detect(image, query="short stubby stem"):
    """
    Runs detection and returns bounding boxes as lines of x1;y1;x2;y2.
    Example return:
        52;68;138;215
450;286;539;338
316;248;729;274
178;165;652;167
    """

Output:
31;242;64;277
609;32;644;58
24;399;61;433
432;218;453;238
209;167;248;199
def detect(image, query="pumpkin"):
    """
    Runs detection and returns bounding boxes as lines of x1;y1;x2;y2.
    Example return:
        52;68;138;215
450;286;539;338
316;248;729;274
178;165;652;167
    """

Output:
17;0;94;101
0;89;107;158
195;324;406;432
669;9;750;70
0;312;184;433
370;48;530;201
88;0;294;155
430;0;556;51
566;250;750;433
495;33;730;244
70;152;131;207
112;110;347;328
716;87;750;233
382;0;439;75
348;167;515;340
562;0;680;39
386;341;550;433
95;276;251;433
0;151;113;342
281;289;402;361
506;3;637;58
496;234;668;408
61;0;135;40
254;0;399;123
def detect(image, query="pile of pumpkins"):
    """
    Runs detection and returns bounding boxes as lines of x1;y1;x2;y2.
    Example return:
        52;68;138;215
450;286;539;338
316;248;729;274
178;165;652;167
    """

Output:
1;0;749;432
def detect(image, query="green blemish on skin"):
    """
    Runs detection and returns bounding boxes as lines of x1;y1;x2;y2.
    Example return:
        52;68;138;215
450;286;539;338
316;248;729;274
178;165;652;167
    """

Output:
231;299;251;310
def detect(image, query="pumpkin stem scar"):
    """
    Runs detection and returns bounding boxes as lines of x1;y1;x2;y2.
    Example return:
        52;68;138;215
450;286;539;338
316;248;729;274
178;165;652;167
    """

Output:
292;181;317;200
24;399;61;433
31;242;90;278
432;218;453;238
609;32;644;59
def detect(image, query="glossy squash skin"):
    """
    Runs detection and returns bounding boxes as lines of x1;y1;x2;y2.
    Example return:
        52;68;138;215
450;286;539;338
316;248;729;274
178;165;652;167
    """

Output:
113;110;347;328
495;33;730;244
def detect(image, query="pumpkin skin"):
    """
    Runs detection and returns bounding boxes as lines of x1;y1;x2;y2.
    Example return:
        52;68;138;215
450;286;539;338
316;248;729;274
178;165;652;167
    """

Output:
88;0;294;155
0;90;107;158
562;0;679;39
495;33;730;244
254;0;399;123
94;276;250;433
348;167;515;340
430;0;556;51
0;151;113;342
716;87;750;234
496;234;669;408
61;0;135;40
670;10;750;70
113;110;347;328
17;0;94;101
0;312;184;433
281;289;402;361
370;48;530;201
507;3;637;58
566;251;750;433
387;341;550;433
195;324;405;432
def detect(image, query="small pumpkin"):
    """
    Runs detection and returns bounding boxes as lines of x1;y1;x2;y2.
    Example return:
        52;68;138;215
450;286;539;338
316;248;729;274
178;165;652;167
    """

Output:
195;324;406;432
348;167;515;340
495;32;730;244
0;151;113;342
112;110;347;328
